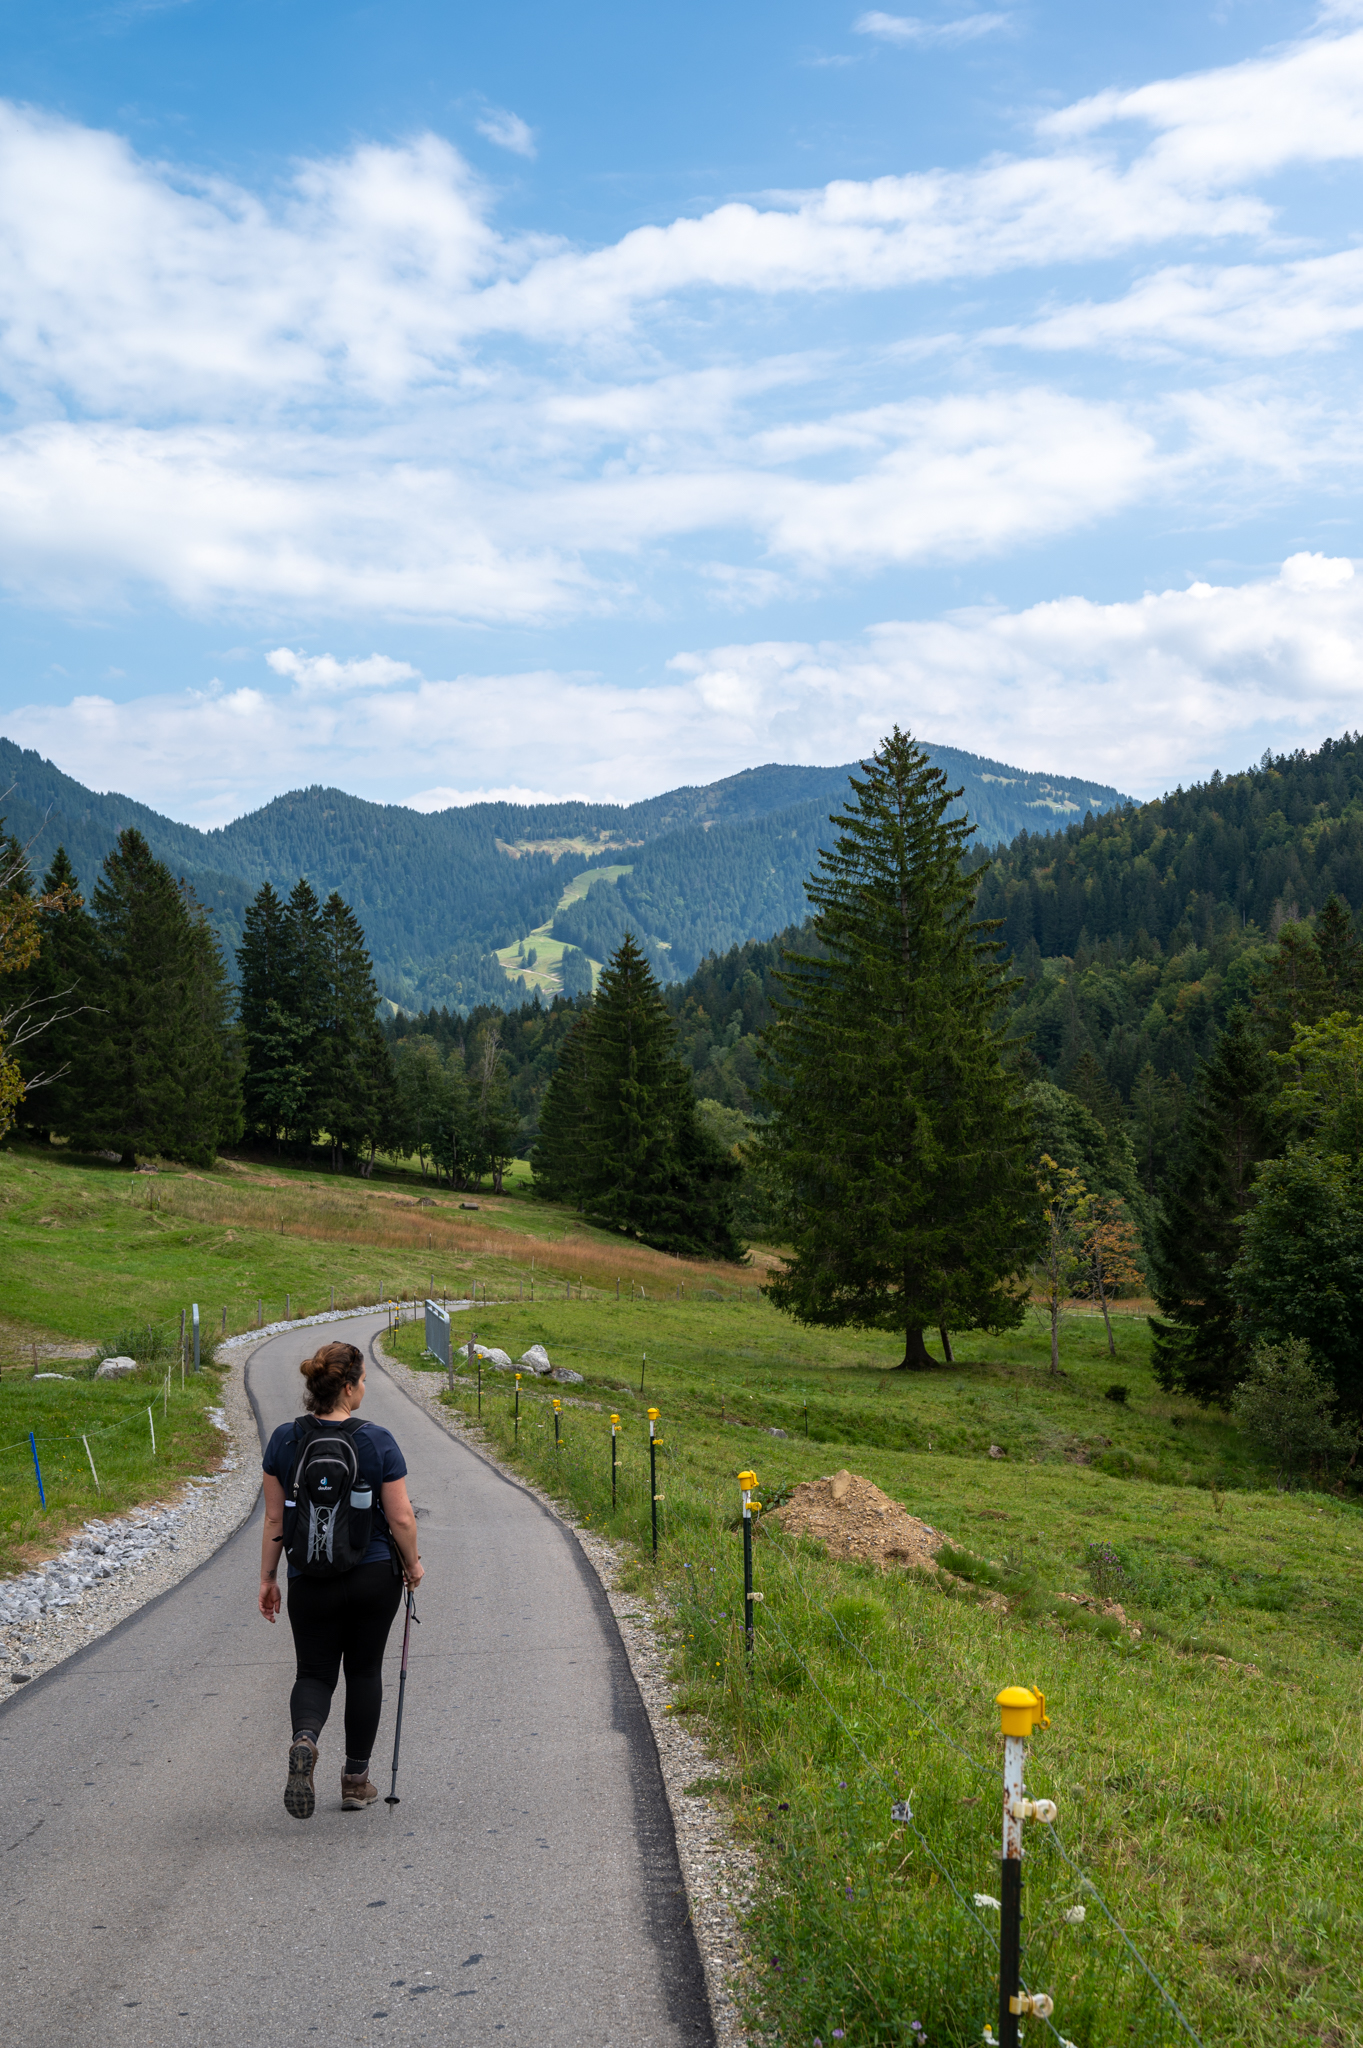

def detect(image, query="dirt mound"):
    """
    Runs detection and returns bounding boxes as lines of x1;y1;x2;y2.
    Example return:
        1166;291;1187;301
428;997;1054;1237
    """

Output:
771;1470;944;1572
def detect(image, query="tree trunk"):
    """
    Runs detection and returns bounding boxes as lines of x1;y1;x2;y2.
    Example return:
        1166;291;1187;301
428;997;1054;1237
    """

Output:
1094;1252;1116;1357
939;1326;954;1363
1049;1299;1061;1374
895;1325;934;1370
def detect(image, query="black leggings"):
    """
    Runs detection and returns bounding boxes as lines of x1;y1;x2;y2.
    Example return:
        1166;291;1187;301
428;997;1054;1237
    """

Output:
287;1562;404;1759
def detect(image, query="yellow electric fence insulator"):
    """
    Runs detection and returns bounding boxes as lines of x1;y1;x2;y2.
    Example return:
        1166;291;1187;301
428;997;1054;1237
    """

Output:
737;1469;757;1489
996;1685;1049;1738
610;1412;620;1425
647;1407;660;1421
749;1500;762;1513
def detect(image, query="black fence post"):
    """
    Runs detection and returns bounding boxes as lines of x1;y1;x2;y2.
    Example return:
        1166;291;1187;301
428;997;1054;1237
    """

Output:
996;1687;1055;2047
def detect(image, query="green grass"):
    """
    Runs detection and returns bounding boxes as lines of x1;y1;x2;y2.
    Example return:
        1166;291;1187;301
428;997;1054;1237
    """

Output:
0;1362;230;1579
389;1301;1363;2048
9;1134;1362;2042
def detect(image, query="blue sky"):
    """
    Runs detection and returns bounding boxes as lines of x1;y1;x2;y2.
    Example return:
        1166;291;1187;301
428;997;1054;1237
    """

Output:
2;0;1363;823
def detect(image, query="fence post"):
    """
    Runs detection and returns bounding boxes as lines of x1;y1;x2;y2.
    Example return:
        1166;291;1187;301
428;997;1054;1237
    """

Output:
996;1687;1056;2048
28;1433;45;1509
647;1408;661;1559
739;1470;759;1659
610;1412;619;1510
192;1302;200;1372
553;1397;562;1452
514;1373;521;1443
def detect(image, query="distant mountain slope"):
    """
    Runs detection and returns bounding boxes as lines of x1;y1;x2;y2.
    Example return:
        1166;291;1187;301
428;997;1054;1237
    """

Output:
0;734;1129;1010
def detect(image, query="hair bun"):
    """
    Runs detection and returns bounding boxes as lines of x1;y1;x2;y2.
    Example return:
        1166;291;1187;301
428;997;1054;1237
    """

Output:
299;1340;364;1413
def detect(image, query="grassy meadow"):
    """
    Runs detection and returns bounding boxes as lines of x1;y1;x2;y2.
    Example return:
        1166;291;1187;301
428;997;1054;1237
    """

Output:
390;1301;1363;2048
4;1135;1361;2043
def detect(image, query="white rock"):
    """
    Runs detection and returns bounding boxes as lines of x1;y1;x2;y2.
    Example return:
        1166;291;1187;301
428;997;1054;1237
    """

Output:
96;1357;138;1379
520;1344;554;1376
471;1345;514;1370
33;1372;73;1381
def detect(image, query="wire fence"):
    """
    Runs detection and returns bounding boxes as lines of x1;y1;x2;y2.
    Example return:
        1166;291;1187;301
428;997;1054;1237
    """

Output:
480;1386;1206;2048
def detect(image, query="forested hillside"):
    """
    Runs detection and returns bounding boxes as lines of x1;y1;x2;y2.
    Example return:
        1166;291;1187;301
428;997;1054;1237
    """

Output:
0;736;1126;1012
974;737;1363;1140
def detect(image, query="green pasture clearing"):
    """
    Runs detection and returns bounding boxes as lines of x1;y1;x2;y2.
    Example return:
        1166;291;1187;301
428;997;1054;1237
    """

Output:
390;1300;1363;2047
494;861;634;993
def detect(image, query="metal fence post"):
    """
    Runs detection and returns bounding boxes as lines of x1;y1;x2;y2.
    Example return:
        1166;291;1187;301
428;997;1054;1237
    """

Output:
610;1412;619;1510
739;1470;760;1659
647;1408;661;1559
996;1686;1056;2047
192;1302;200;1372
514;1373;521;1442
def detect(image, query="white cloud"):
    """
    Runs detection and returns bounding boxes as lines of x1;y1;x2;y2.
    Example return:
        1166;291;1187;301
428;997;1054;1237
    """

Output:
266;647;419;691
473;107;537;159
1007;250;1363;360
4;24;1363;417
854;12;1009;48
8;555;1363;824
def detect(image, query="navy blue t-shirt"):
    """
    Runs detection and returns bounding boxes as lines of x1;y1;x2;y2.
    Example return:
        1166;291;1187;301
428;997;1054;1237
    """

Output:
263;1417;407;1577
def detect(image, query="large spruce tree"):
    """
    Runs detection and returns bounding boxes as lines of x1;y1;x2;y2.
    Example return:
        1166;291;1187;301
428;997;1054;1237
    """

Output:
758;727;1041;1367
75;829;240;1164
1148;1008;1275;1405
538;936;741;1256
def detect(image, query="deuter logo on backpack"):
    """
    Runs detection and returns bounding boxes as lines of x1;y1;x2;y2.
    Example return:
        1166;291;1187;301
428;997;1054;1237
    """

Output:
282;1418;376;1576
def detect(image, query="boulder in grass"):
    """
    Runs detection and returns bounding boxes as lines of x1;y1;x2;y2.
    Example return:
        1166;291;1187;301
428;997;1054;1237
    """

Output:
96;1357;138;1379
551;1366;584;1385
520;1344;553;1376
471;1345;514;1371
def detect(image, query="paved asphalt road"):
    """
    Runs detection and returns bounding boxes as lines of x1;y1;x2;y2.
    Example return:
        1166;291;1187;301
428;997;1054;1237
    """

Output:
0;1314;713;2047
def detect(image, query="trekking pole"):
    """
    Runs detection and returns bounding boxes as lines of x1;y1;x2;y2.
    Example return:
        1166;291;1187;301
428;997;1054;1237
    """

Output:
385;1588;419;1808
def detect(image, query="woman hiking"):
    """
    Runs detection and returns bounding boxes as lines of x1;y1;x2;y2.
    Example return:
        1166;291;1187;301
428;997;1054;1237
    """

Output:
258;1340;424;1819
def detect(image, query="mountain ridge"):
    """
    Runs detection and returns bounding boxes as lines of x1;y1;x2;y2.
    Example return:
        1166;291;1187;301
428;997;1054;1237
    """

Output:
0;733;1130;1011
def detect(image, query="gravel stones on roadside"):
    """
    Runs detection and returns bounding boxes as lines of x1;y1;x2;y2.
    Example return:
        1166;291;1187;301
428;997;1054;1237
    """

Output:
772;1469;946;1572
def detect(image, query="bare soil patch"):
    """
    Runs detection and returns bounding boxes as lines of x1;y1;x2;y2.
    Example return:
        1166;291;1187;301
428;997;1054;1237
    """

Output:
771;1468;946;1571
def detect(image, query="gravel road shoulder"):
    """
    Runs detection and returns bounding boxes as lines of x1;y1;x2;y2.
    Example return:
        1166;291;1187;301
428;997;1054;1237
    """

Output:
374;1338;755;2048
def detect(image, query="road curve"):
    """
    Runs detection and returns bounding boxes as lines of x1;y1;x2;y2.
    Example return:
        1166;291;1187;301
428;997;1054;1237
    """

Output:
0;1312;713;2047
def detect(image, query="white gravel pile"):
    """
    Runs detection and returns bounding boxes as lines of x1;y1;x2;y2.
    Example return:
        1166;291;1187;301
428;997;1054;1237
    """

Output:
0;1363;260;1694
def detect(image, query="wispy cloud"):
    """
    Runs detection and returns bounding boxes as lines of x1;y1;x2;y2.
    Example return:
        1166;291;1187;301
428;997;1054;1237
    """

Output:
474;106;537;159
8;554;1362;825
854;10;1009;47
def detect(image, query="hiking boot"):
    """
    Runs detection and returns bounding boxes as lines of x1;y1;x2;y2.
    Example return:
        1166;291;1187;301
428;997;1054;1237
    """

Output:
284;1737;318;1820
341;1771;379;1810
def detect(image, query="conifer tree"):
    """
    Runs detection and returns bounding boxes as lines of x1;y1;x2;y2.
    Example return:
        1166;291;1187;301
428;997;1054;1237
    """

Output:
75;829;240;1163
283;879;326;1143
534;1011;591;1205
543;935;741;1254
315;890;384;1169
1149;1007;1275;1404
1315;893;1363;1011
237;882;292;1142
758;727;1041;1367
10;845;98;1138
